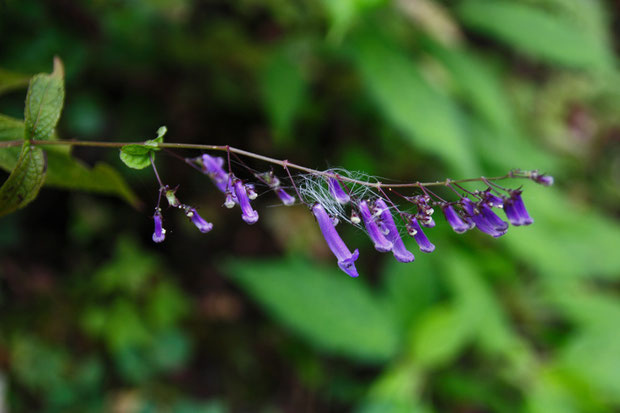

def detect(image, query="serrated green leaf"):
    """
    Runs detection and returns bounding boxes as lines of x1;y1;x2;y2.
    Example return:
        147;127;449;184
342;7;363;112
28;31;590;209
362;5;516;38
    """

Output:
226;256;399;362
0;67;30;95
0;115;139;207
45;151;140;207
0;142;46;216
24;57;65;141
0;114;25;169
352;32;478;176
457;0;613;70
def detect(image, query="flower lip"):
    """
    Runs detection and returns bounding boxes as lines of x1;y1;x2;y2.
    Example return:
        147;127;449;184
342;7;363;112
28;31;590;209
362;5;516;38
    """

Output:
358;200;393;252
312;203;360;277
375;199;414;263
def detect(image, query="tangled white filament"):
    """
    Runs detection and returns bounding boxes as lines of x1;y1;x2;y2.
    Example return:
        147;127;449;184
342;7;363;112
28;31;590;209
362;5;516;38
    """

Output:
297;169;391;228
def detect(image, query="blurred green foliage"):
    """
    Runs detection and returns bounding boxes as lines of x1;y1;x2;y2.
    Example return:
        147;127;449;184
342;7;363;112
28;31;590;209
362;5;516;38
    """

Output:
1;0;620;412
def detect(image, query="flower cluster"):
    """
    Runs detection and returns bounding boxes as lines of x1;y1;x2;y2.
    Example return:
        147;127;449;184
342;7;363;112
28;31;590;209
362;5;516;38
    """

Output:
152;154;298;241
302;172;551;277
149;150;552;278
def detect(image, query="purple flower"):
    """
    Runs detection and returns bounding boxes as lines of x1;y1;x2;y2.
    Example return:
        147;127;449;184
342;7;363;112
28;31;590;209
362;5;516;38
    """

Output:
504;190;533;226
532;172;554;186
233;179;259;224
185;207;213;233
461;198;506;238
312;203;360;277
152;209;166;243
358;200;393;252
442;204;472;233
479;204;508;232
201;154;230;193
275;188;295;206
406;217;435;253
375;199;414;263
328;177;350;204
480;190;504;208
420;216;436;228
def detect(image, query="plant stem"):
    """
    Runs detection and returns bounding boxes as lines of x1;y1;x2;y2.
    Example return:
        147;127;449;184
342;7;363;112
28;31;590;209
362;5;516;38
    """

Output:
0;138;528;189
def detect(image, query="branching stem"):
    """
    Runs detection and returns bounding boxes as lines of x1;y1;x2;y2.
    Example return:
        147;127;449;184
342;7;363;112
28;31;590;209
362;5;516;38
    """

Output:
0;138;528;189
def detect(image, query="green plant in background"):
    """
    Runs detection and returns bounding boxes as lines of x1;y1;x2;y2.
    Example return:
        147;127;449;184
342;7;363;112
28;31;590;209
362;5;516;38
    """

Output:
1;0;620;412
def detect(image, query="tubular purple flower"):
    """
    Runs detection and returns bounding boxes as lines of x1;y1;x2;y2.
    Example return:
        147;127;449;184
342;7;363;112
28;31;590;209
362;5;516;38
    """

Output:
358;200;393;252
531;172;554;186
201;154;235;195
461;198;505;238
375;199;414;263
479;204;508;232
513;193;533;226
275;188;295;206
406;217;435;253
481;190;504;208
504;191;533;226
312;203;360;277
185;207;213;233
152;209;166;243
442;204;471;233
233;179;259;224
328;177;350;204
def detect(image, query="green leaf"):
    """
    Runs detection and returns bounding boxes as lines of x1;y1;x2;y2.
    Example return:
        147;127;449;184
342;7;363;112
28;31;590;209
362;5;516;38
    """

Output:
119;126;167;170
24;57;65;141
0;142;46;216
410;304;472;367
119;147;154;170
0;114;25;170
0;67;30;95
226;256;399;362
457;0;613;70
45;151;140;207
352;32;478;176
380;252;441;331
426;43;558;173
259;47;306;143
0;115;139;207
